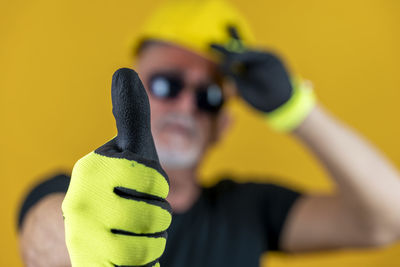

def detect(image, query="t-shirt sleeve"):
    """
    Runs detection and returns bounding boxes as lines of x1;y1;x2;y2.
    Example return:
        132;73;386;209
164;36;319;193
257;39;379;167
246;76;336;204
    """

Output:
236;181;301;252
17;173;71;230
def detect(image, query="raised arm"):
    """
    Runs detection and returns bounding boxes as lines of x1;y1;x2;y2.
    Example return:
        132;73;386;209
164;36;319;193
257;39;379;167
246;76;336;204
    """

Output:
211;27;400;253
280;104;400;252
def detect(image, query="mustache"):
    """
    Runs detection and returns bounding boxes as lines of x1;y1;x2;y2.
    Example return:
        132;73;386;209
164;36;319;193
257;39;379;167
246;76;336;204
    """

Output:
154;113;199;137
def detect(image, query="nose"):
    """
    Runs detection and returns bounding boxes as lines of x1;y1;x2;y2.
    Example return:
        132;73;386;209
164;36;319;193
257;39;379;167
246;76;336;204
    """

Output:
174;88;197;114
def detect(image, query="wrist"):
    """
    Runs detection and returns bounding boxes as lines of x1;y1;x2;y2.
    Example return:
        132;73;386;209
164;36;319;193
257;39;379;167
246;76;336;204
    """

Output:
264;78;317;132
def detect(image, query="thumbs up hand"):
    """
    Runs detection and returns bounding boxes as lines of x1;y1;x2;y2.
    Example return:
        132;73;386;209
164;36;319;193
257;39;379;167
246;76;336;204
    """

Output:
62;68;171;267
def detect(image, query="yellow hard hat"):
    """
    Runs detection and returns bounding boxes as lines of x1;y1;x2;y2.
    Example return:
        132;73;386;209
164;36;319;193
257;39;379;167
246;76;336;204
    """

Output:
132;0;255;60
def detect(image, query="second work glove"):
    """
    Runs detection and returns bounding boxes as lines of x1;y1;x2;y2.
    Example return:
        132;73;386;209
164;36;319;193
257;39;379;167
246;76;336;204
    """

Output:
62;68;171;267
211;28;316;132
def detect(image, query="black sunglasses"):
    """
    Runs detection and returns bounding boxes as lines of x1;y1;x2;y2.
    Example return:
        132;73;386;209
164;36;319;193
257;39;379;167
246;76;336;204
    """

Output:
148;73;224;114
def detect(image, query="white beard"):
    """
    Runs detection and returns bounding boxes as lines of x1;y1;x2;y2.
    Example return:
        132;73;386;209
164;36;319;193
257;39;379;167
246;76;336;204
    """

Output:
156;139;202;169
152;113;205;169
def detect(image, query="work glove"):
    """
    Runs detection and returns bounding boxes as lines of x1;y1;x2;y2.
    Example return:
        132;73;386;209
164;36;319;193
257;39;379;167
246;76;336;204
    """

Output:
62;68;171;267
211;27;316;132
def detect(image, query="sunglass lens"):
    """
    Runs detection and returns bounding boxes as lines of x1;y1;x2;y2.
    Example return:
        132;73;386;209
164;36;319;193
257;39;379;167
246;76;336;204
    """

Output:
197;84;224;113
150;75;182;99
151;76;170;98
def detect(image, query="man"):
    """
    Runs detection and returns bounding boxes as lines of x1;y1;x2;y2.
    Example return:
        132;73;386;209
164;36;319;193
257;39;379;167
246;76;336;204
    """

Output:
18;0;400;266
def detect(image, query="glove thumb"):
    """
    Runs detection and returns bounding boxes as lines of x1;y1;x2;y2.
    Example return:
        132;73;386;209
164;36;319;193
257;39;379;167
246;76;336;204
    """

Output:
111;68;158;162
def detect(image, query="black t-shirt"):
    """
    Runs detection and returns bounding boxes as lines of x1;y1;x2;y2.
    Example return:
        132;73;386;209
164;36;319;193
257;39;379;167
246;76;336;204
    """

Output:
18;174;300;267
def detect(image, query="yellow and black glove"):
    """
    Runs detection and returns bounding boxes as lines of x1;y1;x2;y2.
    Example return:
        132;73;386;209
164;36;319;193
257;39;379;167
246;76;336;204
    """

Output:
62;68;171;267
211;27;316;132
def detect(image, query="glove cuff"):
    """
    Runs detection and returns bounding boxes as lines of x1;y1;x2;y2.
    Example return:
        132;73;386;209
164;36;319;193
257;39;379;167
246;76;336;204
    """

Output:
265;78;317;132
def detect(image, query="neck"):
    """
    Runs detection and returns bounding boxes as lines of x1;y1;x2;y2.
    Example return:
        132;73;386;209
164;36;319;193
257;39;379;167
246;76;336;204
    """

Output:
165;166;201;214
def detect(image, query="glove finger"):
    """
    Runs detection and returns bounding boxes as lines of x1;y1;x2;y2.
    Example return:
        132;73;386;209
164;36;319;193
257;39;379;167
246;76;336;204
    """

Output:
211;43;249;62
65;215;165;267
210;44;259;72
111;68;159;162
67;219;166;266
107;191;172;234
108;68;169;186
116;260;160;267
230;50;270;64
211;43;259;64
63;153;171;229
65;151;169;202
209;44;238;75
210;43;232;55
108;234;167;267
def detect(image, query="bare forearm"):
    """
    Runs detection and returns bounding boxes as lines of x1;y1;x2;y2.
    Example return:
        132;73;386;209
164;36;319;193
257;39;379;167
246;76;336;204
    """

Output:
292;104;400;237
19;193;70;267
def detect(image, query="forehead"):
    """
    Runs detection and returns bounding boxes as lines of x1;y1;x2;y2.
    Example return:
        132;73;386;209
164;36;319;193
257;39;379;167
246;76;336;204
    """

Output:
136;43;220;82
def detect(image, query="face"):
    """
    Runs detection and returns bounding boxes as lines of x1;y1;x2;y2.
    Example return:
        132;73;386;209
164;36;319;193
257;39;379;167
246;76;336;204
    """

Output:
137;43;223;170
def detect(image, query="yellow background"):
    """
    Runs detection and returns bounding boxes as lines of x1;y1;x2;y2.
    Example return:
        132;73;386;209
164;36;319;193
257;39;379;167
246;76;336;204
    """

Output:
1;0;400;266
